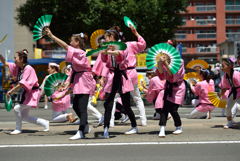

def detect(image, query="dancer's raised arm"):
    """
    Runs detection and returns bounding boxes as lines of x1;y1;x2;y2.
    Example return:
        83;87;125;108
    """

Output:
44;27;68;50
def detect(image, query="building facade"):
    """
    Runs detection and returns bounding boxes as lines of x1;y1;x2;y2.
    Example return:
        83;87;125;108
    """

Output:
0;0;34;60
176;0;240;64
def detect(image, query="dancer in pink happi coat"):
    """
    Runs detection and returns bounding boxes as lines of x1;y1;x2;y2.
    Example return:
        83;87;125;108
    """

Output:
189;69;215;119
156;54;185;137
101;27;137;138
0;49;49;135
40;63;76;123
45;28;95;140
220;58;240;129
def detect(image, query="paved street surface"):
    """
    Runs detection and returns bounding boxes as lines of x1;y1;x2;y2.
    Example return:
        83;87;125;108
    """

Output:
0;102;240;161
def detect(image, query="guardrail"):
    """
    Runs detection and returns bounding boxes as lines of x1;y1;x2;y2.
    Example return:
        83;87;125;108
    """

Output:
225;5;240;11
196;19;216;25
226;32;240;40
226;19;240;24
196;5;216;11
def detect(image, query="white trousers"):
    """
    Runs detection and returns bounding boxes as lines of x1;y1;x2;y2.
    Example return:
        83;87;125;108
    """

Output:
131;84;147;124
231;102;240;118
191;99;199;107
226;94;240;118
13;104;48;131
87;96;103;120
189;109;208;119
52;110;68;122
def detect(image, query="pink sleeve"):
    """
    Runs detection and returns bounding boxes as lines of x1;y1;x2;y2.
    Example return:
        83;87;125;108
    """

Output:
19;67;37;91
172;64;185;82
136;36;146;53
191;83;201;96
92;54;103;76
66;46;85;62
128;36;146;54
146;79;157;102
208;79;215;92
7;62;18;77
220;75;230;89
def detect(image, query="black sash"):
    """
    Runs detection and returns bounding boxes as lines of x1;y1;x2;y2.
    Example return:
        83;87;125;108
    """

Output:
126;67;135;70
163;80;182;100
70;69;86;83
20;86;39;104
110;67;128;94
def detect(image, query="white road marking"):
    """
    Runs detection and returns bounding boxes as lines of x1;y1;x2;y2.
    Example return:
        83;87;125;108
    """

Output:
0;141;240;148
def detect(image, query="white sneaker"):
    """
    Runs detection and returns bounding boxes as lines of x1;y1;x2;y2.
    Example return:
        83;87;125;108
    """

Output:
141;120;147;126
10;129;22;135
98;116;104;126
110;120;115;128
43;121;49;132
69;130;84;140
125;127;138;135
121;116;129;123
173;126;183;135
44;105;48;109
103;127;109;139
37;118;49;132
224;121;234;129
140;117;147;126
159;126;165;138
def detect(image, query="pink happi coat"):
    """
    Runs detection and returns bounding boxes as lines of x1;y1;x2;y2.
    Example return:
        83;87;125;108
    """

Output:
92;53;109;77
124;36;146;85
8;63;40;107
66;46;96;95
51;71;71;112
220;71;240;99
191;79;215;112
219;81;230;100
157;63;186;105
101;51;134;94
146;76;166;109
51;90;71;112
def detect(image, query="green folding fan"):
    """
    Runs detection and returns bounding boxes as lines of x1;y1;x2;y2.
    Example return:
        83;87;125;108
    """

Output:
102;41;127;50
4;95;12;112
124;16;137;29
44;73;68;96
146;43;182;74
33;14;53;41
86;46;108;57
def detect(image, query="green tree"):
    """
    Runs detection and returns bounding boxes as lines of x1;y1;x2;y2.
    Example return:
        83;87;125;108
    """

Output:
16;0;188;47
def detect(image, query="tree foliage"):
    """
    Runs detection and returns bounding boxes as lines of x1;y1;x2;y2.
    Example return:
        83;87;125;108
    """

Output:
16;0;188;47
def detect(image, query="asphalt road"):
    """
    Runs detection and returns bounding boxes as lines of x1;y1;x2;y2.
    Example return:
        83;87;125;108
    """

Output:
1;144;240;161
0;103;240;161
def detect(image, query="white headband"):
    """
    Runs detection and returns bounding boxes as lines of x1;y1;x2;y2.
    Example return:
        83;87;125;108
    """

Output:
23;50;28;54
73;33;84;38
49;63;59;68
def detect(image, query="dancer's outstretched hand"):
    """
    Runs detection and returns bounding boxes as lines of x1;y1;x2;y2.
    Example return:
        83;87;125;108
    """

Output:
130;26;139;37
44;27;53;38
